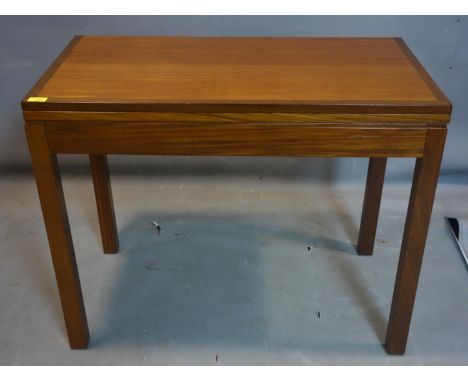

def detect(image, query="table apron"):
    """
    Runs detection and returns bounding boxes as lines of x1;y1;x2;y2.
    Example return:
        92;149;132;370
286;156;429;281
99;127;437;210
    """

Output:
44;121;429;157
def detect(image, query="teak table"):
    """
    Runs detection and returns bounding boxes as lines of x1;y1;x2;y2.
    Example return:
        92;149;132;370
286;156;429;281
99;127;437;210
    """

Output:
22;36;452;355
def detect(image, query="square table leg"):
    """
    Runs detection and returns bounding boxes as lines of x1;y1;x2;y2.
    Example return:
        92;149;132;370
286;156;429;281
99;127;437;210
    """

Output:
25;121;89;349
89;154;119;254
357;157;387;255
385;127;446;354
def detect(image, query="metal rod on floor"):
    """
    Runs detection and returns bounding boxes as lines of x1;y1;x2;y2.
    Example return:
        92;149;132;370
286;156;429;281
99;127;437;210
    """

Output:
446;217;468;270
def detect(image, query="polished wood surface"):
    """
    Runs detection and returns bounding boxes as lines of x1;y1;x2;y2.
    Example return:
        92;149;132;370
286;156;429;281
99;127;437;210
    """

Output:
89;155;119;254
22;36;450;118
22;36;451;354
45;122;428;157
357;158;387;255
385;127;446;354
23;111;450;124
25;121;89;349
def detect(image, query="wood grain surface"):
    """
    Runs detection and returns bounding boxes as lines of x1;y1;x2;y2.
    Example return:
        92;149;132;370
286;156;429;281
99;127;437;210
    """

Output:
22;36;451;116
44;121;428;157
22;111;450;124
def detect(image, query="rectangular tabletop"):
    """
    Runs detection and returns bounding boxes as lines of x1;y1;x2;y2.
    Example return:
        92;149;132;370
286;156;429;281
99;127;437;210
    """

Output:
22;36;451;119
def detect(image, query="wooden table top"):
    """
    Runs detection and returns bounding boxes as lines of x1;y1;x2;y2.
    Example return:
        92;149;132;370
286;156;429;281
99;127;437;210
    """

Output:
22;36;451;116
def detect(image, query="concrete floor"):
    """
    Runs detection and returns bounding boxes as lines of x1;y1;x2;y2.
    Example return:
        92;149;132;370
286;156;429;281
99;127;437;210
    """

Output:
0;171;467;365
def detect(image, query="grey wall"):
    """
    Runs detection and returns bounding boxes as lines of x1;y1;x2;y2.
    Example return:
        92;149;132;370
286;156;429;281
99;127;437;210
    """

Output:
1;16;467;182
